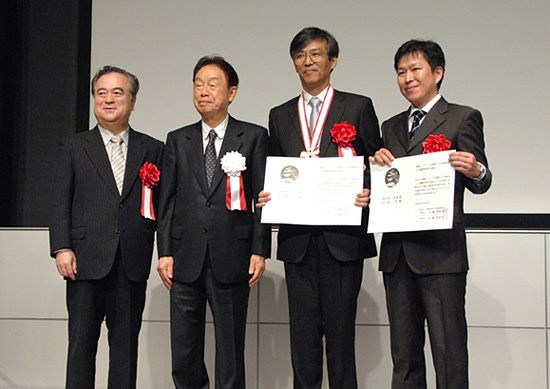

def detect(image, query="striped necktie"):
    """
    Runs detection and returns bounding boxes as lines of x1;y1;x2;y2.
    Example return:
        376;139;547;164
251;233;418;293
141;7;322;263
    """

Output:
110;135;125;194
409;110;426;140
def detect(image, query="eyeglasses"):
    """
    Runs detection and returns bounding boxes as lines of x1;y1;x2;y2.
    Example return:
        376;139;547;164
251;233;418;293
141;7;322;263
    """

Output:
294;50;327;63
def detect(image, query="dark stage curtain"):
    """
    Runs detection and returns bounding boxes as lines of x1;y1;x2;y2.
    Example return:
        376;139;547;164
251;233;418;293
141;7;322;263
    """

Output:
0;0;91;226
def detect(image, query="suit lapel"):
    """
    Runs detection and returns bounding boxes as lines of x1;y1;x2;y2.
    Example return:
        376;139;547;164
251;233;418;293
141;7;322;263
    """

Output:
286;97;305;150
408;98;448;152
83;127;121;198
320;91;345;156
122;128;147;200
209;116;244;196
183;121;210;195
380;110;411;158
395;110;410;155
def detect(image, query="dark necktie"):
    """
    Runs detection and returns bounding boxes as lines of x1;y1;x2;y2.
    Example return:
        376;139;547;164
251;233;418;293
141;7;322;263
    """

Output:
204;129;217;187
308;97;322;137
409;110;426;140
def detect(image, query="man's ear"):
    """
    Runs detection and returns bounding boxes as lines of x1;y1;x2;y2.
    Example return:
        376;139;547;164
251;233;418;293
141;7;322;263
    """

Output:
228;86;238;103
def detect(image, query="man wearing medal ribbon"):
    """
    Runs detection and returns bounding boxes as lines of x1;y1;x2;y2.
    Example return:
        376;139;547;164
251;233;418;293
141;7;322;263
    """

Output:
49;66;164;388
258;27;383;388
156;56;270;388
369;40;492;388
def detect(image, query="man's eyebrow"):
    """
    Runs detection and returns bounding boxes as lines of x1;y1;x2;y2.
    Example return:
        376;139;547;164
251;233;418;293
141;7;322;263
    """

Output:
97;87;125;91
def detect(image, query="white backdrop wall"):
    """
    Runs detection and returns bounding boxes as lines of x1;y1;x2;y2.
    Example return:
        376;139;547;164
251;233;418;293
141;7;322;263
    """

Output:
91;0;550;213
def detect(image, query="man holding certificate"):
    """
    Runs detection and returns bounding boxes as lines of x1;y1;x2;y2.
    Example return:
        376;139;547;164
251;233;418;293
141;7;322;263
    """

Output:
258;27;382;388
369;40;492;388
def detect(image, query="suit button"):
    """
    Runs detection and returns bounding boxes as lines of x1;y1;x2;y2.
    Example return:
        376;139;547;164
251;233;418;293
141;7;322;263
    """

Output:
206;202;211;208
119;203;124;208
203;228;208;233
115;229;121;234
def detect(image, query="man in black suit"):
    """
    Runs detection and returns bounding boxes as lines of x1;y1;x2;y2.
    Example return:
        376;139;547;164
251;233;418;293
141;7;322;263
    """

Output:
156;56;270;388
369;40;492;388
258;27;382;388
49;65;164;388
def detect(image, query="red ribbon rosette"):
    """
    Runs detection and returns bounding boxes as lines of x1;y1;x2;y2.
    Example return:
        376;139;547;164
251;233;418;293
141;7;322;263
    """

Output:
139;163;160;220
330;121;357;157
422;134;451;154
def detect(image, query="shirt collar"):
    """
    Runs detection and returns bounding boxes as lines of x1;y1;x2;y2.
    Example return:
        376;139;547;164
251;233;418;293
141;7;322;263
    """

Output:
202;115;229;141
303;85;330;106
98;125;129;146
409;94;442;118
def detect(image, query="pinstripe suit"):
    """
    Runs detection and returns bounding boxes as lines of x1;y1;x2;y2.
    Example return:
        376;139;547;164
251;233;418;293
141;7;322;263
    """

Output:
49;126;163;388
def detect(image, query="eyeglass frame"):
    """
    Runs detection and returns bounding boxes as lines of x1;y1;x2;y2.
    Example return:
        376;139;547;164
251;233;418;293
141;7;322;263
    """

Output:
293;49;329;63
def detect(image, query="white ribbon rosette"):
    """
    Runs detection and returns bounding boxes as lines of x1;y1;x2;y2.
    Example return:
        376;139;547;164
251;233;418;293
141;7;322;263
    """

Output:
220;151;247;211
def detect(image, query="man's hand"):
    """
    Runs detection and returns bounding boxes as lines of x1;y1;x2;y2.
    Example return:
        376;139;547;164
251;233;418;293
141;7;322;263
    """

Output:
248;254;266;287
354;188;371;208
56;250;77;280
157;256;174;290
449;151;481;178
368;148;395;167
255;190;271;209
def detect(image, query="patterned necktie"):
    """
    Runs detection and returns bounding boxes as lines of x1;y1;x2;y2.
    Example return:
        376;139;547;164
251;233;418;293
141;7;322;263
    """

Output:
308;97;322;137
409;110;426;140
110;135;125;194
204;129;217;188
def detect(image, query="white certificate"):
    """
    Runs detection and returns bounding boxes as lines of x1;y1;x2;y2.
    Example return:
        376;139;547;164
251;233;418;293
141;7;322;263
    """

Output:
261;156;364;226
368;150;455;233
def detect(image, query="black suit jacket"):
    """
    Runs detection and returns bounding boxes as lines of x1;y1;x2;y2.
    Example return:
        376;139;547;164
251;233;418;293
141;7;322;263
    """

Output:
49;126;164;282
268;90;383;263
378;97;492;274
157;116;271;284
